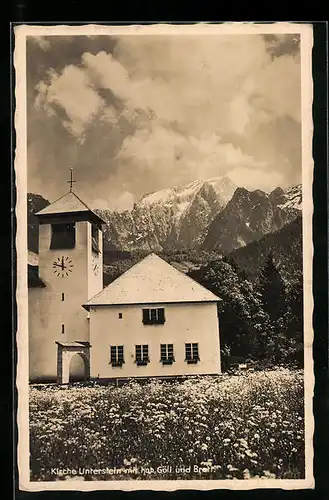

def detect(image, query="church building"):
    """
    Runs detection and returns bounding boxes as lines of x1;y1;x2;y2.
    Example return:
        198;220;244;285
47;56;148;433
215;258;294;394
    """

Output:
28;179;222;384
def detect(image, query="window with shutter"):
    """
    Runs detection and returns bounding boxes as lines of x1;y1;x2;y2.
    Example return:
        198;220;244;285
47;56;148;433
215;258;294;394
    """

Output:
185;343;199;363
142;308;166;325
160;344;174;365
135;344;149;365
110;345;124;367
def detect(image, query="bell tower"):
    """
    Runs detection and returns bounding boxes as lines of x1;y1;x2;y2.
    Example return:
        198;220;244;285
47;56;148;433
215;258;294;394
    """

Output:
29;170;105;382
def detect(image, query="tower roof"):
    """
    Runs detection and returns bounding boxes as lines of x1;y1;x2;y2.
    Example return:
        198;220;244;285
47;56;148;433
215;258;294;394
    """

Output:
35;191;105;224
83;253;221;309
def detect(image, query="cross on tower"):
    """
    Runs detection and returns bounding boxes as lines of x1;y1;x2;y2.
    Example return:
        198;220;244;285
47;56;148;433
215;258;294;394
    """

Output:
67;167;76;192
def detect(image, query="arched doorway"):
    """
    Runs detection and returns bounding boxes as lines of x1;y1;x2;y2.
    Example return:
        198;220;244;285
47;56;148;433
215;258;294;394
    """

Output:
69;353;88;382
56;341;90;384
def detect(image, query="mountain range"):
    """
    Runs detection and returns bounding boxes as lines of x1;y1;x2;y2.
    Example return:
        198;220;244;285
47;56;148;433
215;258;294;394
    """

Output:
27;178;302;274
97;177;237;252
201;184;301;254
96;178;301;254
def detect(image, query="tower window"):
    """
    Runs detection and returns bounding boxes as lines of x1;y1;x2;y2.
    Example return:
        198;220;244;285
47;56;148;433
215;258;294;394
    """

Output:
50;223;75;249
92;225;100;253
61;293;65;301
61;324;65;334
118;313;123;319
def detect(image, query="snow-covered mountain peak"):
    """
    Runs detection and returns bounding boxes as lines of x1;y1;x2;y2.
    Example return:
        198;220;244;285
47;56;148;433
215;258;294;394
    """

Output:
100;177;237;252
278;184;302;211
139;177;236;209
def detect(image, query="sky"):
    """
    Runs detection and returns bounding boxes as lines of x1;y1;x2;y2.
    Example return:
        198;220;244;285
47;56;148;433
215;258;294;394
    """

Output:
26;32;301;211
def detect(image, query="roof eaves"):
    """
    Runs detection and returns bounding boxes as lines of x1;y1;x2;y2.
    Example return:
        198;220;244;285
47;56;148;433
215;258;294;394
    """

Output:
82;298;222;310
71;192;107;224
35;191;106;224
35;192;68;216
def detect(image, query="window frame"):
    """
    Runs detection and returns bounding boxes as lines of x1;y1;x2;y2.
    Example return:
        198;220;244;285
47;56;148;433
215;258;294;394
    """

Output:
135;344;150;366
160;343;175;365
110;345;125;367
185;342;200;364
142;307;166;325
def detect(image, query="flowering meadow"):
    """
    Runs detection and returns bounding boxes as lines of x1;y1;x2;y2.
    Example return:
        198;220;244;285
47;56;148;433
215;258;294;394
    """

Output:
29;369;304;481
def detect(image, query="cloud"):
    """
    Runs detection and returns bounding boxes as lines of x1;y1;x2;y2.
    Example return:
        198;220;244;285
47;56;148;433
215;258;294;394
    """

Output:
28;33;302;203
116;126;265;190
92;191;135;211
29;36;51;51
35;65;105;140
227;167;285;192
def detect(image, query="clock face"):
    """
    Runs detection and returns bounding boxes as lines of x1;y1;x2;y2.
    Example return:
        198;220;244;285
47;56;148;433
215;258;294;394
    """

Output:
52;255;73;278
92;253;100;276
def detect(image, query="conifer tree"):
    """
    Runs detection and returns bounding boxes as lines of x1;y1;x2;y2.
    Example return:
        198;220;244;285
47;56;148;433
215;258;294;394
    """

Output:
258;252;286;323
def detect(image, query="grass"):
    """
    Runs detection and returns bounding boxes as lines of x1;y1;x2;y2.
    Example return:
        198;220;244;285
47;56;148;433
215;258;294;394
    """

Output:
29;368;305;481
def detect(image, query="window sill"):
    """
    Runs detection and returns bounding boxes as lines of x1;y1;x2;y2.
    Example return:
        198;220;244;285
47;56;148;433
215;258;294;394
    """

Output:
110;362;124;367
143;322;166;326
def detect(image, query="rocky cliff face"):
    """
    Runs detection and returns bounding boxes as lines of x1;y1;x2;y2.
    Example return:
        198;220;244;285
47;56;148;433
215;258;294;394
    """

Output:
201;185;302;254
97;177;237;252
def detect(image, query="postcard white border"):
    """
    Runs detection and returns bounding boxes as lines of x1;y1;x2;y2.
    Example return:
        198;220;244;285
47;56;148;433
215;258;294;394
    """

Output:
14;22;314;491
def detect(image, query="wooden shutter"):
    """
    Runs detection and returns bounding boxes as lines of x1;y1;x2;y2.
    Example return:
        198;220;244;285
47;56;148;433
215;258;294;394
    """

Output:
110;346;116;363
143;309;150;324
142;345;149;361
157;308;165;324
192;343;199;360
185;343;192;360
118;345;124;362
135;345;142;361
160;344;167;360
168;344;174;360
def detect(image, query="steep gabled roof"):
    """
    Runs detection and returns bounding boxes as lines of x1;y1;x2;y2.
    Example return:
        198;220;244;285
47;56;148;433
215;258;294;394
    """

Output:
35;191;105;224
83;253;221;309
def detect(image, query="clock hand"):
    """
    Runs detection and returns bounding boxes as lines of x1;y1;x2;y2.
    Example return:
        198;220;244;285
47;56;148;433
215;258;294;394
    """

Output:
61;256;65;270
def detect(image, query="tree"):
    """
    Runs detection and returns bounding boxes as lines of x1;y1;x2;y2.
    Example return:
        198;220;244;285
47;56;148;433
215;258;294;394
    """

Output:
282;272;304;367
258;253;286;323
196;260;261;361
